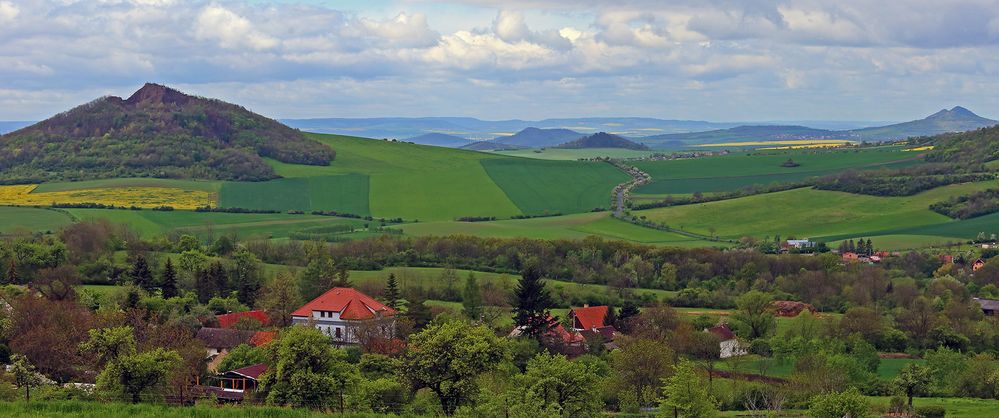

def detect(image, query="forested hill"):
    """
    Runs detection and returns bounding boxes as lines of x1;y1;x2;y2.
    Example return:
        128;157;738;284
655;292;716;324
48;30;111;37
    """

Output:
0;83;335;182
925;123;999;165
556;132;651;150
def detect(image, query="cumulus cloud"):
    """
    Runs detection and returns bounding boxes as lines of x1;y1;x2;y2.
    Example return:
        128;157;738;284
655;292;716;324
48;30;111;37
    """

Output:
2;0;999;121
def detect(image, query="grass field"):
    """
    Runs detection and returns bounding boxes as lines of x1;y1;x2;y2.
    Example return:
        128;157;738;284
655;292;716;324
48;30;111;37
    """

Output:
481;159;627;214
492;148;656;160
220;174;370;215
0;206;75;233
632;147;920;195
868;396;999;418
634;180;999;241
66;209;368;239
394;212;721;246
822;211;999;244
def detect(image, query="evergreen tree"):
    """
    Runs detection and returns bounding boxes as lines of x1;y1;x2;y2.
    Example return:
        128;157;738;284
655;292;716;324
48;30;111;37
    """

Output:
462;272;482;320
4;259;17;285
195;268;213;304
232;248;262;306
605;305;618;328
383;273;401;309
159;258;178;299
208;261;228;297
866;239;874;255
513;265;556;339
129;255;154;292
406;293;433;330
848;240;856;253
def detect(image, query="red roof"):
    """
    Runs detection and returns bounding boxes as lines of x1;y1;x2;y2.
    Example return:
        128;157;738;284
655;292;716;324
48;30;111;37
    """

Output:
217;310;269;328
228;363;268;380
250;331;276;347
707;324;737;341
571;305;608;330
291;287;396;320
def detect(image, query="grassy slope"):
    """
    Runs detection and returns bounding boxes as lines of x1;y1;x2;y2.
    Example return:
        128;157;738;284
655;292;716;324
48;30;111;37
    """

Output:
66;209;366;239
266;134;522;221
481;159;628;214
0;207;75;233
394;212;720;247
220;174;370;215
633;147;920;195
635;181;999;240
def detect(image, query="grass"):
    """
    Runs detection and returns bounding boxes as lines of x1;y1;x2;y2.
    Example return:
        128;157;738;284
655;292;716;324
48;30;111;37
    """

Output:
821;211;999;244
634;180;999;240
491;148;656;160
481;159;628;215
65;209;368;239
867;396;999;418
0;400;407;418
394;212;720;247
633;147;919;195
220;174;370;215
717;356;924;380
0;206;75;233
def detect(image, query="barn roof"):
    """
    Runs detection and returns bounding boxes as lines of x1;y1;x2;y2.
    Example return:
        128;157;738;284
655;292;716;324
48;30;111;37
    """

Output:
217;310;269;328
571;305;609;330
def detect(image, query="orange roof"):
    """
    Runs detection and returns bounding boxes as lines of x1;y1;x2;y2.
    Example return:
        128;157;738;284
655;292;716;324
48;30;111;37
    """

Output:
291;287;396;320
571;305;608;330
217;310;269;328
250;331;276;347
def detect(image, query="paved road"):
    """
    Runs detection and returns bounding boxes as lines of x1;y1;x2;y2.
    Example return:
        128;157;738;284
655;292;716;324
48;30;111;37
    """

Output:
615;188;625;217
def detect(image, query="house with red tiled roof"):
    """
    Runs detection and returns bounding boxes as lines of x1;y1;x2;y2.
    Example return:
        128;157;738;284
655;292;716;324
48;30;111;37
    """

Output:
508;316;587;356
291;287;396;346
569;305;618;346
217;310;269;329
973;259;987;272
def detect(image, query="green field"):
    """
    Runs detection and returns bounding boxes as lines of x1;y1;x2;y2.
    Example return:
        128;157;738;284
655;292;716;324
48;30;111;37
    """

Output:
481;159;627;214
0;206;75;233
719;356;925;380
634;181;999;241
492;148;655;160
632;147;920;195
220;174;370;215
395;212;720;246
66;209;368;239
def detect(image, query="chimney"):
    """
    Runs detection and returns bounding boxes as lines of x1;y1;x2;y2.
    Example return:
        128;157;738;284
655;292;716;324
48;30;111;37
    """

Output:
583;304;589;308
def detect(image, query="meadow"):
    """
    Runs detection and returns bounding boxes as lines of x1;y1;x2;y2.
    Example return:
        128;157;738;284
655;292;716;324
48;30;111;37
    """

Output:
632;147;920;195
633;180;999;242
480;159;627;215
65;209;368;240
0;207;74;233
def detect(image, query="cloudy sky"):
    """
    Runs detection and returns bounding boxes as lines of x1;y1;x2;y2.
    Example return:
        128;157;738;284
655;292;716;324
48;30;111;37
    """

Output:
3;0;999;122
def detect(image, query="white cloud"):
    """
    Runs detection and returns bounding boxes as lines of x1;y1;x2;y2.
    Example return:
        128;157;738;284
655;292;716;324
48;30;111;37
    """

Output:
194;5;278;51
0;1;18;23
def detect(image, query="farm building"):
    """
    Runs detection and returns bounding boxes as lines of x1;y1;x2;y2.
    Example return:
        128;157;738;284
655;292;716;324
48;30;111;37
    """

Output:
974;298;999;316
771;301;817;317
706;324;746;359
509;315;587;356
291;287;396;346
784;239;815;249
568;305;619;350
973;259;987;272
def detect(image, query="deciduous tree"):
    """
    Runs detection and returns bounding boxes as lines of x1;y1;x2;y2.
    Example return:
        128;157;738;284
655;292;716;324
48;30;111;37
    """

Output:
658;360;717;418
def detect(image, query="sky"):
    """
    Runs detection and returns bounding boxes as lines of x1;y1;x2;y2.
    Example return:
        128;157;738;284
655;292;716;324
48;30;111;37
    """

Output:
3;0;999;122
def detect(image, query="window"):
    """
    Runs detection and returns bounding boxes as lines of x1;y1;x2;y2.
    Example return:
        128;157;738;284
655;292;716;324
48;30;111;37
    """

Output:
335;327;342;339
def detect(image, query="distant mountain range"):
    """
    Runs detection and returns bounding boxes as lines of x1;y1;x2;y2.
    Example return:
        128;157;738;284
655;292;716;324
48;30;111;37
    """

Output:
557;132;650;150
403;133;473;148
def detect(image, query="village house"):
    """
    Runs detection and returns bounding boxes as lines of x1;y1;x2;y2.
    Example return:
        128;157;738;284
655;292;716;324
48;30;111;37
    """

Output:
973;259;987;272
569;305;619;349
706;324;746;358
842;252;860;263
784;239;815;250
509;316;587;356
291;287;396;346
974;298;999;316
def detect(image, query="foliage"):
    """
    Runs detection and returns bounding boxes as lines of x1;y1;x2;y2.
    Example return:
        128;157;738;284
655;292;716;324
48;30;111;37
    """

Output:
96;348;183;404
894;363;931;408
216;343;268;373
808;387;869;418
258;326;360;412
658;360;717;418
462;273;483;320
731;291;776;340
400;319;508;416
257;273;300;327
512;353;602;417
512;266;556;339
930;188;999;219
10;354;42;401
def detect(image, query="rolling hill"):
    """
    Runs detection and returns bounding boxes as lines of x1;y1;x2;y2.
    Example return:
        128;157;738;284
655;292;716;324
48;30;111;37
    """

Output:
493;127;584;148
404;133;473;148
638;125;847;148
556;132;650;150
851;106;998;140
0;83;334;182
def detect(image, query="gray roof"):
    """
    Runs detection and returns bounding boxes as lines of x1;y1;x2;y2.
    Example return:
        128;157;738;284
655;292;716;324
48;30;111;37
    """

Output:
974;298;999;311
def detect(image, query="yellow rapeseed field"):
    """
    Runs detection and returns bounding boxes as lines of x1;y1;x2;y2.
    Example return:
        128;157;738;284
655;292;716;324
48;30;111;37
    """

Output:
0;185;212;209
758;143;850;150
904;146;935;152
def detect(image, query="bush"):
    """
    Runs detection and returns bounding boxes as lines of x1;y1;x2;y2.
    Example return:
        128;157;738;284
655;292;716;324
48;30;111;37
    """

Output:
808;387;869;418
916;406;946;418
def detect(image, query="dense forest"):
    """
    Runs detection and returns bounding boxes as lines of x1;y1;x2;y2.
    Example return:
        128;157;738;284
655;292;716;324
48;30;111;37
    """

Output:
0;84;335;182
